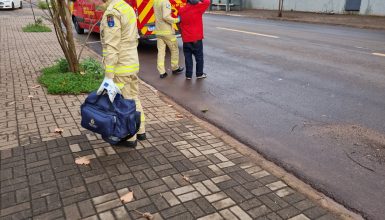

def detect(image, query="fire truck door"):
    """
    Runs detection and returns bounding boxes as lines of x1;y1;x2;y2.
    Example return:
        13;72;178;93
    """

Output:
82;1;96;27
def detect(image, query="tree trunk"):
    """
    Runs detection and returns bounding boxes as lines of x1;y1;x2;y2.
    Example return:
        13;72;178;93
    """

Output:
46;0;80;73
30;0;37;23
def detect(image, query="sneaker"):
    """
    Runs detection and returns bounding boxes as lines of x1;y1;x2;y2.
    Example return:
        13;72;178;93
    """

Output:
197;73;207;79
117;140;137;148
172;67;184;75
160;72;168;79
186;77;192;80
137;133;147;141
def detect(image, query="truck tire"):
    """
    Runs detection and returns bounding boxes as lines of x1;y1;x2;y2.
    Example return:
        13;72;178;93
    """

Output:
74;17;85;34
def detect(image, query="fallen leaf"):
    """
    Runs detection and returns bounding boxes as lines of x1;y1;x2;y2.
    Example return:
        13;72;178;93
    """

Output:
75;157;90;165
28;95;34;98
134;210;154;220
54;128;64;134
30;85;41;89
182;175;190;183
120;191;134;203
142;212;154;220
176;114;184;118
201;109;208;113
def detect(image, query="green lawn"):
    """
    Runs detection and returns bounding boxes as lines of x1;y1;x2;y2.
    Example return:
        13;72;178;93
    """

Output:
38;58;104;95
22;23;51;32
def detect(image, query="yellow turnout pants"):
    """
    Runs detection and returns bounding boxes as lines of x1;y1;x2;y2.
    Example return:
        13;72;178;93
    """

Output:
114;74;145;141
157;35;179;74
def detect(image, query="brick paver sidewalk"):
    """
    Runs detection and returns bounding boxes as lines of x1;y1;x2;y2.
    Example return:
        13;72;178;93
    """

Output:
1;10;359;220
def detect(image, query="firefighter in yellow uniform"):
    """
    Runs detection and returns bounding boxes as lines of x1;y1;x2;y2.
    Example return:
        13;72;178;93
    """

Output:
153;0;184;78
98;0;146;147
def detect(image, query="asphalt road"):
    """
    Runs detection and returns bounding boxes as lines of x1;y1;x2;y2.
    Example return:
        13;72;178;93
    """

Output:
12;4;384;218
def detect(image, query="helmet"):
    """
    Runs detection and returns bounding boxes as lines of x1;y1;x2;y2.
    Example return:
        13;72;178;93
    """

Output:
187;0;200;5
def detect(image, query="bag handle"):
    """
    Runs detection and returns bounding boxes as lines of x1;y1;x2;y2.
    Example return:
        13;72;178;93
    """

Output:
92;90;119;112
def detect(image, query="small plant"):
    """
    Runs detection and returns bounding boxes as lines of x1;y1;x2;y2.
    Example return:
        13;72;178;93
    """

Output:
36;17;43;25
22;23;51;32
57;58;69;73
80;57;104;76
38;58;104;95
38;0;49;9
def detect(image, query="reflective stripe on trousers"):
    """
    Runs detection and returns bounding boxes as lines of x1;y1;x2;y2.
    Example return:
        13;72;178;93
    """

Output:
156;35;179;74
113;74;145;141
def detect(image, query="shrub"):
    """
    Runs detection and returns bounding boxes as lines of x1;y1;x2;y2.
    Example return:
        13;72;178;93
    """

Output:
38;58;104;95
80;57;104;76
56;58;69;73
36;17;43;25
37;0;49;9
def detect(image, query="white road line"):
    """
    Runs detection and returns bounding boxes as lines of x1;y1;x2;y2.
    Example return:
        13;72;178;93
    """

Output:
372;52;385;57
216;27;279;39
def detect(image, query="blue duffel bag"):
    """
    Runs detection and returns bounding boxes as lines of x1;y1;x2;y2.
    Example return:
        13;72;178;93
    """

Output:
80;91;141;145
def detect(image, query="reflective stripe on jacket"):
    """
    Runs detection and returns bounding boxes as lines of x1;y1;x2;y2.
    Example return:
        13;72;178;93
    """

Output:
153;0;178;36
101;0;140;78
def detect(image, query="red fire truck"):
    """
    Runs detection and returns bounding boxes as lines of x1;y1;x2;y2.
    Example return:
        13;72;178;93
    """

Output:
71;0;185;40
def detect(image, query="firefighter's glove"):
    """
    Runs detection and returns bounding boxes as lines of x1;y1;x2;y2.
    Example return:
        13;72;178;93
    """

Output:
96;77;121;103
177;16;181;23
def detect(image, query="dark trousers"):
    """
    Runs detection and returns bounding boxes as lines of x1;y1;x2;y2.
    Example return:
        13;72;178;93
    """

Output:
183;40;204;78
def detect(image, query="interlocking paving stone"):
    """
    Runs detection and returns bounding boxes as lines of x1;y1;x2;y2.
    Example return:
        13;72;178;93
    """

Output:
294;199;317;211
197;212;223;220
303;207;329;219
0;11;343;220
172;185;195;195
220;208;238;219
289;214;311;220
230;205;253;220
162;191;181;206
277;206;302;219
212;198;236;210
276;187;295;198
178;191;201;202
248;205;272;218
316;214;339;220
160;204;187;219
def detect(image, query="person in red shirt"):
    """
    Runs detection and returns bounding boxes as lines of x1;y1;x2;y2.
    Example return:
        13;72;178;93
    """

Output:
178;0;210;80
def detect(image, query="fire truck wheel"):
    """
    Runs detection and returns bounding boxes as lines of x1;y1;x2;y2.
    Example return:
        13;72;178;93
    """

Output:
74;18;84;34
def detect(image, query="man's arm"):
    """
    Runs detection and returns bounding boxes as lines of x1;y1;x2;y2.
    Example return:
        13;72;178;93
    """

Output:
162;0;179;24
102;10;121;78
197;0;210;13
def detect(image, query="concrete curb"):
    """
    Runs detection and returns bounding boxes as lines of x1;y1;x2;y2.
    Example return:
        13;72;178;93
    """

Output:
205;11;385;30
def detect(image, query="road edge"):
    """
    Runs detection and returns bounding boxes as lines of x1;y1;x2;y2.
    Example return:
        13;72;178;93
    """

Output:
205;11;385;31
